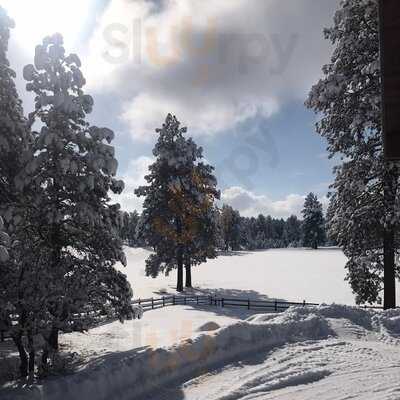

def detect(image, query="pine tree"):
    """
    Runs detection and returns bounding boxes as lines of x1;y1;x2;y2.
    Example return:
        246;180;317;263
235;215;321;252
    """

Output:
118;210;140;246
219;204;241;251
22;33;132;366
306;0;399;307
283;215;302;247
136;114;219;291
301;193;325;249
0;6;41;377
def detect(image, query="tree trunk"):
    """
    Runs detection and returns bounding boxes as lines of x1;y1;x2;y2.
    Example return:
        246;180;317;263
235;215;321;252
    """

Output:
42;326;59;367
176;247;184;292
384;228;396;309
383;165;396;310
13;333;28;378
27;331;35;375
176;218;184;292
185;257;192;288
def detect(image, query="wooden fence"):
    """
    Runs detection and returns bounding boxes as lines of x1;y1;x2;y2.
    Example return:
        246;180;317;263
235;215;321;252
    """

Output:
0;295;389;342
132;295;320;312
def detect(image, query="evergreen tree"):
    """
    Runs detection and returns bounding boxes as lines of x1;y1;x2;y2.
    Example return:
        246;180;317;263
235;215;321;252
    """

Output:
136;114;219;291
283;215;302;247
0;7;40;377
119;210;140;246
23;33;132;367
220;204;241;251
301;193;325;249
306;0;399;307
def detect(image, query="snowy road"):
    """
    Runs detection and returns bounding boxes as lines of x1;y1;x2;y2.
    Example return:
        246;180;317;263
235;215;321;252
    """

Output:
148;318;400;400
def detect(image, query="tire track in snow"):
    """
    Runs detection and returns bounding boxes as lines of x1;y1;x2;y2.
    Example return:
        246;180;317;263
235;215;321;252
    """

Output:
159;334;400;400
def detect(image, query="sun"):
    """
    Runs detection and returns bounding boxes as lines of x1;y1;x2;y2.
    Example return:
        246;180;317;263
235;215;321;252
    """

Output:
2;0;93;51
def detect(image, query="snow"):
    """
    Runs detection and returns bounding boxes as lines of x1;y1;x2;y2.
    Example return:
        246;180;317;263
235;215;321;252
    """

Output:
3;304;400;400
3;249;400;399
118;247;355;304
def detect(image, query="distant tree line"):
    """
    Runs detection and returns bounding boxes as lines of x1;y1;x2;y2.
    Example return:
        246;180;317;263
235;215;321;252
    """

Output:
118;192;330;253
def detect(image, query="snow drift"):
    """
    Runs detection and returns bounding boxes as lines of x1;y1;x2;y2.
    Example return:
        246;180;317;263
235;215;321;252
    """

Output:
3;304;400;400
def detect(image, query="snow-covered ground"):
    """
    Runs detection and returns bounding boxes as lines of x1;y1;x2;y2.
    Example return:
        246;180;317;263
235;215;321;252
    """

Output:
118;247;355;304
3;248;400;399
3;304;400;400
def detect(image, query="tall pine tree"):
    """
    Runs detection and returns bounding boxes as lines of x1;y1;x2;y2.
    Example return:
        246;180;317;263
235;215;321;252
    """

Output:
306;0;399;307
301;193;325;249
0;6;41;377
136;114;219;291
23;33;133;366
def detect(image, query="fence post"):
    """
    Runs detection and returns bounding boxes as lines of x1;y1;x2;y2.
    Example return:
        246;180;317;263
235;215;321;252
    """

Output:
196;296;199;305
162;296;165;307
274;300;277;312
248;299;250;310
184;296;187;305
173;295;175;305
303;300;306;307
151;298;154;309
221;298;225;308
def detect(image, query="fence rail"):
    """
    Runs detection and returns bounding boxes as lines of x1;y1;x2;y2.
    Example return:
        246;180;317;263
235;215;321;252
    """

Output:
0;294;389;342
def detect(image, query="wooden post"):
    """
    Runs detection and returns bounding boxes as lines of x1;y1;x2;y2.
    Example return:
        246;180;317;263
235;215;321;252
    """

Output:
274;300;277;312
196;296;199;305
151;298;154;309
162;296;165;307
221;298;225;308
173;295;175;305
379;0;400;160
247;299;250;310
303;300;306;307
184;296;187;305
379;0;400;309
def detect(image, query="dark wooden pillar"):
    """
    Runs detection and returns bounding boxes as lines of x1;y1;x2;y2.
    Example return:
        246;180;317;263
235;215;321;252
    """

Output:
379;0;400;309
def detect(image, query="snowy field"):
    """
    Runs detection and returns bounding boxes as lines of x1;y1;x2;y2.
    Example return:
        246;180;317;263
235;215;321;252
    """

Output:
2;248;400;399
118;247;355;304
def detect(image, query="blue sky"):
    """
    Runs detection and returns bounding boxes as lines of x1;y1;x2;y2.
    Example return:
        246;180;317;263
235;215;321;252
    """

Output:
2;0;339;217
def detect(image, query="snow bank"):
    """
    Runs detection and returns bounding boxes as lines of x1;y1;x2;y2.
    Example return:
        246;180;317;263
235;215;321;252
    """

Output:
1;307;332;400
5;304;400;400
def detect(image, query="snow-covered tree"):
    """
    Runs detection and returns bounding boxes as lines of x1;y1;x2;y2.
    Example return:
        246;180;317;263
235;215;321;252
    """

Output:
0;6;40;377
136;114;219;291
301;193;325;249
118;210;140;246
219;205;242;251
306;0;399;307
22;33;132;367
283;215;302;247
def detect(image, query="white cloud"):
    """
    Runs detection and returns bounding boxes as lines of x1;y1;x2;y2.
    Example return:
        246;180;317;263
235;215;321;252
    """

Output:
85;0;339;141
110;156;154;212
221;186;328;218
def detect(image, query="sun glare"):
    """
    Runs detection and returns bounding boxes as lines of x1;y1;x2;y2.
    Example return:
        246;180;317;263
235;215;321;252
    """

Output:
2;0;92;51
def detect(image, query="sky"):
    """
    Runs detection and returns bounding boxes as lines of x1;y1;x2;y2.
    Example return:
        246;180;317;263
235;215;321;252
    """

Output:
1;0;340;218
